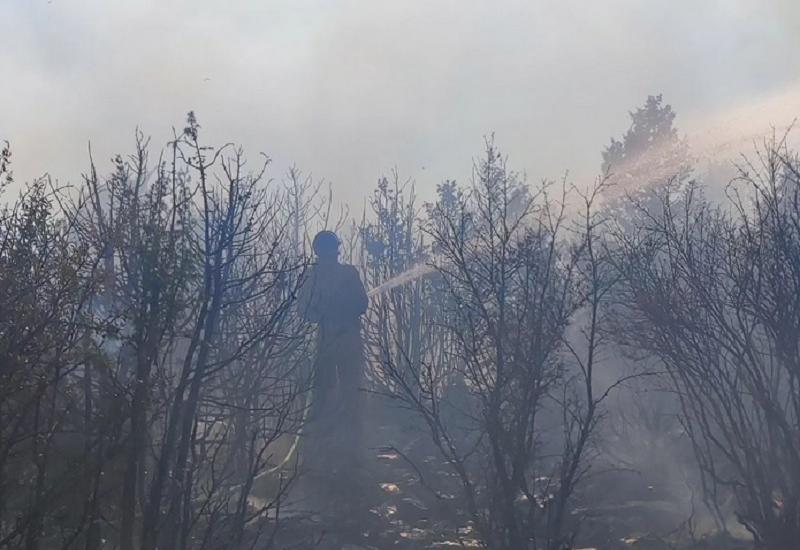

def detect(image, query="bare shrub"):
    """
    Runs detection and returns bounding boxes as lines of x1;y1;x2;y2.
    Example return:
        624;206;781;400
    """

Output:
371;142;617;550
613;136;800;549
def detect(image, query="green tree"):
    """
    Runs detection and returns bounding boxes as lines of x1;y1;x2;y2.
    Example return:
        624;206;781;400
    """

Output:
602;94;691;193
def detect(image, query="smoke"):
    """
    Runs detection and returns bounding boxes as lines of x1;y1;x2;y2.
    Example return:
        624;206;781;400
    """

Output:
2;1;800;209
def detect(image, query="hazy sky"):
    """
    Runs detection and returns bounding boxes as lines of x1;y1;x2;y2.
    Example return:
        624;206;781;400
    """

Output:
2;0;800;208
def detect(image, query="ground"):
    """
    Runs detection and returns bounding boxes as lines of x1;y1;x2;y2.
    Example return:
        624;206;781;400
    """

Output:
257;400;753;550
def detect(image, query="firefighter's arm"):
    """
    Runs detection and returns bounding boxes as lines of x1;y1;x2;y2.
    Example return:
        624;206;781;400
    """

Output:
347;266;369;316
296;270;321;322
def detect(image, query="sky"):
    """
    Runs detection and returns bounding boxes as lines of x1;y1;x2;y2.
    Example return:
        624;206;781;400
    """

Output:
2;0;800;209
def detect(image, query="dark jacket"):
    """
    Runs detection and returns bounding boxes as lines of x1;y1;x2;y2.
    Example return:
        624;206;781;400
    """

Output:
297;262;368;336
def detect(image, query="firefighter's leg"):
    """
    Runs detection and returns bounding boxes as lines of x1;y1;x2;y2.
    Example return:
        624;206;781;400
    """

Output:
337;331;365;462
311;340;338;419
305;341;339;480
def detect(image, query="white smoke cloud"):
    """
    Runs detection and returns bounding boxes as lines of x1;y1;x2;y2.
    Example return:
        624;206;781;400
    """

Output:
1;0;799;208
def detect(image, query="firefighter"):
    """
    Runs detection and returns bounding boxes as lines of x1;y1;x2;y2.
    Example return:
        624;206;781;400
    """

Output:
297;230;368;480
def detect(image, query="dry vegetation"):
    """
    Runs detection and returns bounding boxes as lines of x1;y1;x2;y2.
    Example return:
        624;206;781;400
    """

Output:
1;101;799;550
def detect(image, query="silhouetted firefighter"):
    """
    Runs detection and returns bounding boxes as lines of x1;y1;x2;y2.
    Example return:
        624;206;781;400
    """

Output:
297;230;368;485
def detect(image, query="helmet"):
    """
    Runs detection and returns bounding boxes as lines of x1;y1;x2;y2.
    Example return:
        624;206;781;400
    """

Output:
312;230;339;258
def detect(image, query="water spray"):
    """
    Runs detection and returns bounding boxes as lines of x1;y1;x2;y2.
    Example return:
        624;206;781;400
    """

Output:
367;263;437;298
